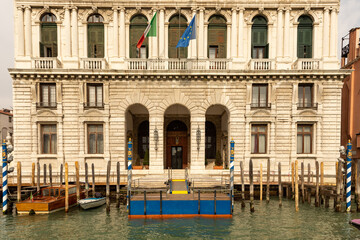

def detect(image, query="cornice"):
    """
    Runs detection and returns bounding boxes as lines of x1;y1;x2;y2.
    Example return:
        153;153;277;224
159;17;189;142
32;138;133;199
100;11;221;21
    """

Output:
8;69;350;82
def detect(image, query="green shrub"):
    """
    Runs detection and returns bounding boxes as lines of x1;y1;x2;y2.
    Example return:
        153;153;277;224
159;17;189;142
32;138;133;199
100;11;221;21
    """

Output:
143;148;149;166
215;151;222;166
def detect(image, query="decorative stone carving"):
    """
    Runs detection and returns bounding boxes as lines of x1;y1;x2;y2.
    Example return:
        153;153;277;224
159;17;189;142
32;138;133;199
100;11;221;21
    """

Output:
92;6;98;13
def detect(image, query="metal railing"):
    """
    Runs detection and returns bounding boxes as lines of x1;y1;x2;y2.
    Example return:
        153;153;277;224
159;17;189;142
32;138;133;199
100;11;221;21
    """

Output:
297;102;318;110
83;102;105;109
36;102;57;108
251;103;271;109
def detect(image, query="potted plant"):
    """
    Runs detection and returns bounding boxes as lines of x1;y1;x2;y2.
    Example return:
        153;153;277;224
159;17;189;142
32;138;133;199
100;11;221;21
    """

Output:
133;156;142;170
143;149;149;169
213;151;223;169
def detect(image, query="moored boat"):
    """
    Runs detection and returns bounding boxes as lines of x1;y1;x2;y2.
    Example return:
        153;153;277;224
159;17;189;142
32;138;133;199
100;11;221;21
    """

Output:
79;197;106;210
16;185;85;214
350;219;360;230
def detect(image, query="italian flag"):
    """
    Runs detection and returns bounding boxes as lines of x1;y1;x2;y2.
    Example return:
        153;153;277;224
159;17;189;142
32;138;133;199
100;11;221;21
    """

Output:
136;12;157;49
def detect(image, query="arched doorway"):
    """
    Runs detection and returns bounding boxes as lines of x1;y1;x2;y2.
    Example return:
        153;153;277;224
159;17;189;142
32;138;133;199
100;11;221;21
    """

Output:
205;105;229;169
125;104;149;168
164;104;190;169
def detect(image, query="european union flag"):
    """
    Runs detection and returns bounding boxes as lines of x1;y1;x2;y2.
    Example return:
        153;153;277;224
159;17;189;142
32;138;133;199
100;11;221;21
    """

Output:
176;15;196;48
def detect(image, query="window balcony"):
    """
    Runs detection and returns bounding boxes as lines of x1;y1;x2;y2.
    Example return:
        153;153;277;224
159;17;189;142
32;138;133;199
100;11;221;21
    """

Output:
248;59;275;70
32;58;61;69
36;102;57;109
81;58;108;70
251;103;271;109
292;59;321;70
127;59;229;71
297;102;318;110
84;102;104;109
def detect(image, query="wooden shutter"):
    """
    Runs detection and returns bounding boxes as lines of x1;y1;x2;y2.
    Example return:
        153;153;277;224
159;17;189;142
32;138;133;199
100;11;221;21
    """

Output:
88;24;104;58
208;25;226;58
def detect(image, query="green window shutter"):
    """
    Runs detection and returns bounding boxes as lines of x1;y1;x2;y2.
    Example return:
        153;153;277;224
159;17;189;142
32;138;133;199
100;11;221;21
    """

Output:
40;42;44;57
298;26;313;58
41;23;57;57
88;24;104;58
265;43;269;59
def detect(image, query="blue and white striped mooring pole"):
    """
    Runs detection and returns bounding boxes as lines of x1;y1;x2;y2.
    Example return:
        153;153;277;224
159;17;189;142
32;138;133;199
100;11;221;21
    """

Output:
127;138;133;213
230;139;235;213
2;140;8;214
346;140;352;212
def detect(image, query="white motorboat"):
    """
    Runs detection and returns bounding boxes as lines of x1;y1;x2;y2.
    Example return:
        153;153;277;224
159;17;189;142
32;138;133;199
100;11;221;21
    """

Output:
79;197;106;210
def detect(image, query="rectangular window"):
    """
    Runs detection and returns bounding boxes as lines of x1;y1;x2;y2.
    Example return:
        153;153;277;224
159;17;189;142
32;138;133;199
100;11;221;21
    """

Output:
87;84;103;108
252;84;268;108
209;46;218;59
41;124;57;154
88;124;104;154
297;125;312;154
138;46;147;59
9;116;12;123
251;125;267;154
298;84;313;108
40;83;56;108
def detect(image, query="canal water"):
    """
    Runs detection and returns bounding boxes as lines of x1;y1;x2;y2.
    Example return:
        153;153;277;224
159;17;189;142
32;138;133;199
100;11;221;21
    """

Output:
1;199;360;239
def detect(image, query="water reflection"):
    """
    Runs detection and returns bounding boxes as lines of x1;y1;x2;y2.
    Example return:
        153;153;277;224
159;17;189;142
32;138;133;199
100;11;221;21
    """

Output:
1;199;360;239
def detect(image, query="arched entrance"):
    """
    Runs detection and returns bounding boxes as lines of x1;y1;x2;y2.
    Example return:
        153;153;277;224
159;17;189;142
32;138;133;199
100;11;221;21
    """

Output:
164;104;190;169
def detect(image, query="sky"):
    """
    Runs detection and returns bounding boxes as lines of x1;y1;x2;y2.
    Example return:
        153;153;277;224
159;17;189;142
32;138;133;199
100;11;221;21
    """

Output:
0;0;360;109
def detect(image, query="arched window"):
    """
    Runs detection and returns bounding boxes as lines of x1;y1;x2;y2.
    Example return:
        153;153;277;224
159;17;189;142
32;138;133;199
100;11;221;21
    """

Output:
87;14;104;58
40;13;57;57
168;14;188;58
208;15;227;59
130;15;148;58
251;15;268;59
205;121;216;159
297;15;313;58
167;120;187;131
138;121;149;159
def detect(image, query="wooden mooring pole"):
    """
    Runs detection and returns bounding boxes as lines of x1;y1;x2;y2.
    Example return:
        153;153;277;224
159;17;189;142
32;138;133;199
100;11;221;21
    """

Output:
336;160;342;212
301;162;305;204
17;162;21;202
250;159;254;212
260;163;263;201
315;161;320;207
92;163;95;197
307;163;311;204
240;161;245;208
49;164;52;187
75;161;80;203
85;162;89;198
116;162;120;209
65;163;69;213
36;162;40;192
278;162;282;207
106;161;110;213
295;160;299;212
31;162;35;186
60;164;63;186
43;164;47;185
266;159;270;203
291;162;295;199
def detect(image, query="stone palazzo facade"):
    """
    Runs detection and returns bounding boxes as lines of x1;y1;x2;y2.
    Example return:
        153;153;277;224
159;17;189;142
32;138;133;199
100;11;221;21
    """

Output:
9;0;349;183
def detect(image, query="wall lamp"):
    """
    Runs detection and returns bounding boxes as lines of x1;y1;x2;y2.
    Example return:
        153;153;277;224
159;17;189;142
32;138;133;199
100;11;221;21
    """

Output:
154;127;159;151
196;125;201;151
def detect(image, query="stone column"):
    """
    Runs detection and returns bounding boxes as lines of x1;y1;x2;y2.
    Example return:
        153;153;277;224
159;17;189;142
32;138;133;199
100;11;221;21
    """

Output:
165;22;169;58
323;7;330;57
231;8;237;58
149;116;164;172
284;8;290;58
24;6;32;57
71;7;78;57
119;8;126;58
159;8;165;58
17;6;25;56
238;8;244;58
204;22;208;58
198;8;204;58
113;7;119;57
190;116;206;172
64;6;71;57
226;23;231;58
125;22;130;58
329;8;337;57
191;8;197;58
276;8;284;58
